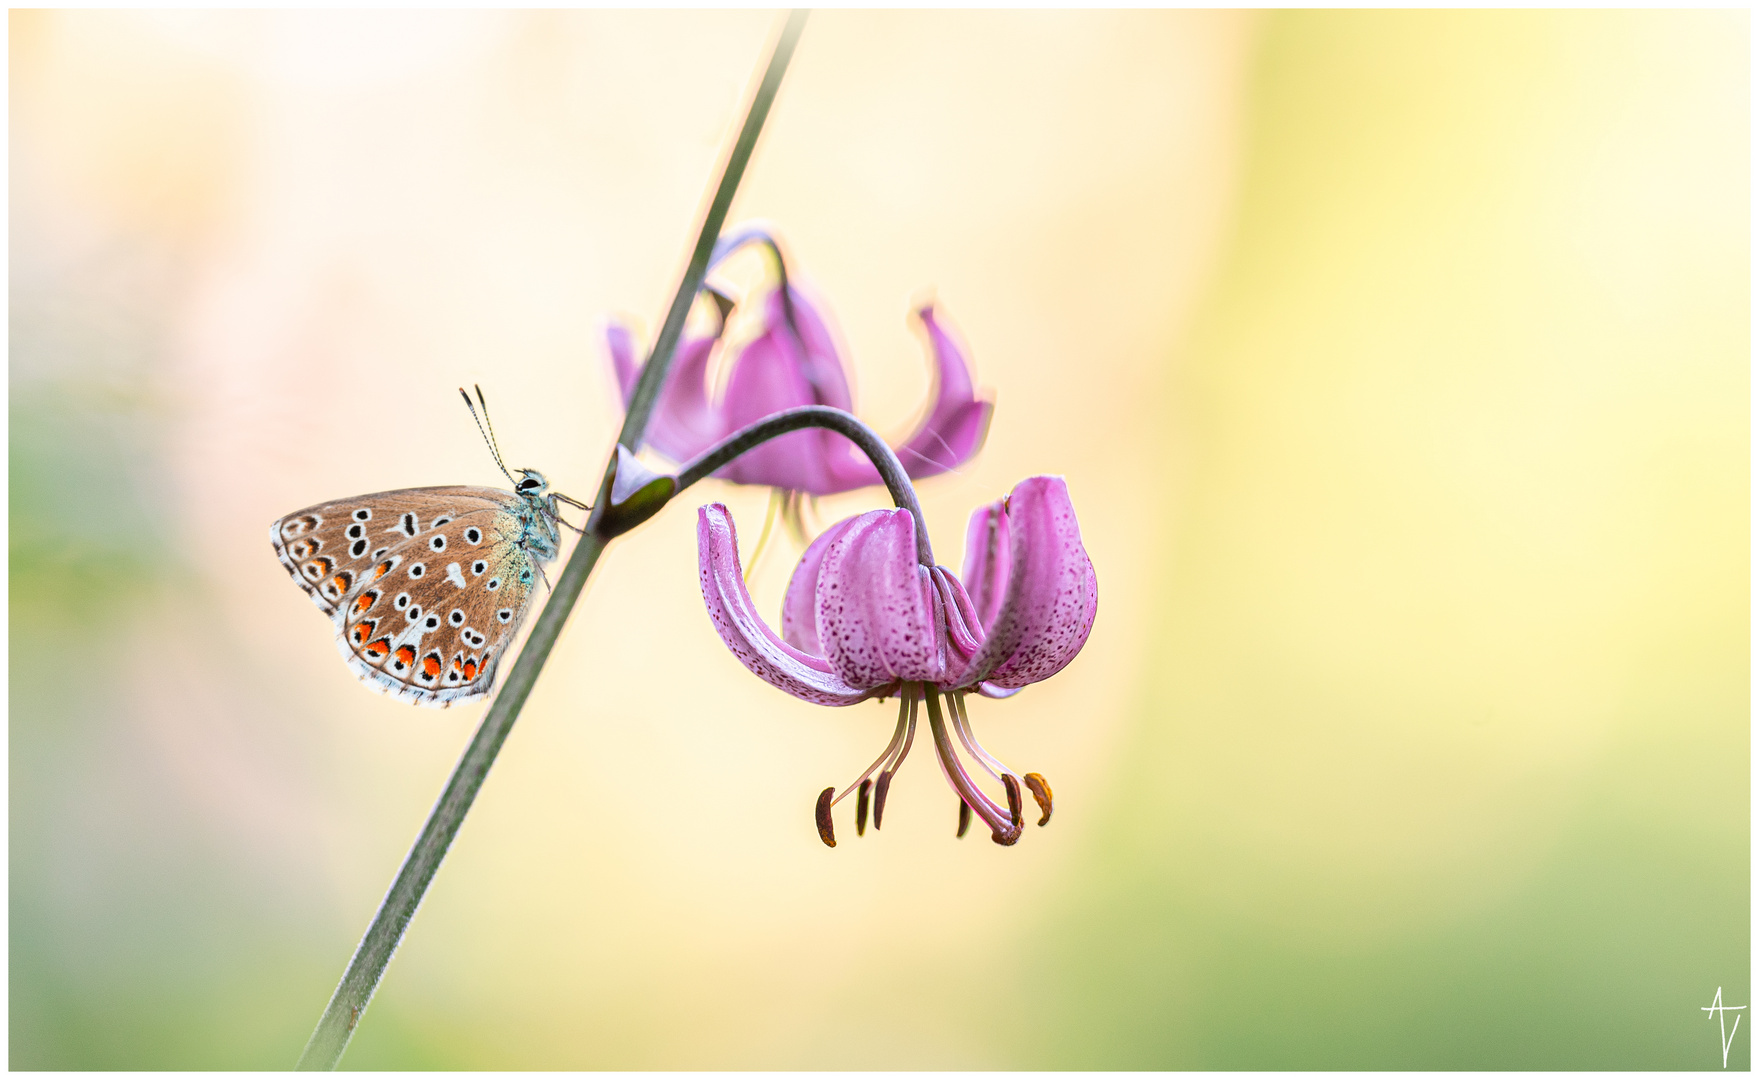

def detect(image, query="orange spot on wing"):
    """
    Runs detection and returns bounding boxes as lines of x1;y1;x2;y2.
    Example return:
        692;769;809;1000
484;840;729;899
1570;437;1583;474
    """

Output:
353;591;379;614
350;620;377;645
363;638;390;661
395;645;416;668
422;655;442;678
463;659;479;680
373;560;393;580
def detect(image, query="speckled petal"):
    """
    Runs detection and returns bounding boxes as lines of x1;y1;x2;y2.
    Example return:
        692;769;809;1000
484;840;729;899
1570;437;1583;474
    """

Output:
697;504;871;706
961;494;1012;633
781;514;862;654
817;508;946;687
957;476;1097;690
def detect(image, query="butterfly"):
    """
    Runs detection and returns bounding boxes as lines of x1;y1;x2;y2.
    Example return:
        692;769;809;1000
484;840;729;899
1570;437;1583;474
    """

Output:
270;387;590;708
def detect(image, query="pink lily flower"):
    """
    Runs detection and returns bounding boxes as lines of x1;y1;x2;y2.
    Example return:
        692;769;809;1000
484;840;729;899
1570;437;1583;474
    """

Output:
607;260;993;497
697;475;1098;846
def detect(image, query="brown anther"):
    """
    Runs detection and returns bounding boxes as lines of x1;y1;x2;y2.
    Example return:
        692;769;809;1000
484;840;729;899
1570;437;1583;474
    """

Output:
1022;772;1054;826
1003;773;1023;830
956;799;972;838
873;770;893;830
814;786;836;848
856;778;872;837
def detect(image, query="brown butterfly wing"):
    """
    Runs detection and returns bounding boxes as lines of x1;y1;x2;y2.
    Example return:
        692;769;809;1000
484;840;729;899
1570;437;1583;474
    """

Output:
272;487;546;707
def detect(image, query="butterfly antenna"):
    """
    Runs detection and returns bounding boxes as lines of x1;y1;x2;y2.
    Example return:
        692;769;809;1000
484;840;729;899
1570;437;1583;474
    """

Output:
459;385;515;485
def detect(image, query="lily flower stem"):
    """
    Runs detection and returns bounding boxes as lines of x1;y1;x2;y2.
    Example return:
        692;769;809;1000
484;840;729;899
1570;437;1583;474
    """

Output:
674;404;935;566
294;11;808;1070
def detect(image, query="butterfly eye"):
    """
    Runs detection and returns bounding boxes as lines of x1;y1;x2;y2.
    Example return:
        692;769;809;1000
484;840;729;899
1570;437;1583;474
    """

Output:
517;478;541;493
448;609;465;626
464;528;482;545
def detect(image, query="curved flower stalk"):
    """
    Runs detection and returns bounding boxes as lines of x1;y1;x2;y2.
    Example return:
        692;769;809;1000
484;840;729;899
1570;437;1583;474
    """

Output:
697;475;1097;845
607;229;994;498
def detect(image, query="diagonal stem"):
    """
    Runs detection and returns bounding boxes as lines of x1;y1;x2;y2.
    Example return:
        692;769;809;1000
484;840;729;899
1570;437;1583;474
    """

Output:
618;12;808;453
294;11;808;1070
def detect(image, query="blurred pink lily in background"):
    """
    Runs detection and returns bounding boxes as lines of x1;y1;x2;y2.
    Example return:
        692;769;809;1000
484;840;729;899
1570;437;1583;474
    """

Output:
607;227;994;497
697;475;1098;846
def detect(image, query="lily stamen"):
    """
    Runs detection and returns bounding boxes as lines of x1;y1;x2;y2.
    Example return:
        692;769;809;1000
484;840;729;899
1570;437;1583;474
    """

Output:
947;690;1010;785
948;691;1050;828
924;688;1020;845
829;694;913;806
872;693;918;830
816;691;918;847
1022;772;1053;826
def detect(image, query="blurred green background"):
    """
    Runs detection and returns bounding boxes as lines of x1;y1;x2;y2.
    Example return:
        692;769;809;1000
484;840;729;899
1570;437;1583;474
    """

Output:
11;9;1747;1070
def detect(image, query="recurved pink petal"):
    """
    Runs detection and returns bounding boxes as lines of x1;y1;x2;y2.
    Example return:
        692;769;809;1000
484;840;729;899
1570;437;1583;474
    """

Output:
961;494;1012;633
930;566;984;684
957;476;1098;690
817;508;945;688
893;306;994;479
646;332;725;463
697;504;872;706
606;320;726;464
781;514;862;654
607;322;641;402
715;287;857;493
767;285;854;414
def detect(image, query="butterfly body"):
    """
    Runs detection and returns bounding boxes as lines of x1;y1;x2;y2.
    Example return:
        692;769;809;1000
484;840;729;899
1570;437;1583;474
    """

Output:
272;470;563;708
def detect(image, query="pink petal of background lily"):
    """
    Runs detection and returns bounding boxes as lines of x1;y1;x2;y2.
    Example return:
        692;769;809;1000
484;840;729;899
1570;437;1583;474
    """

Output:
608;267;993;496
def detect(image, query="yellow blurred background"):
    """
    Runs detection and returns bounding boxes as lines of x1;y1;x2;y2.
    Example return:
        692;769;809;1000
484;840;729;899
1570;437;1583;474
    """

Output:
9;10;1746;1069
